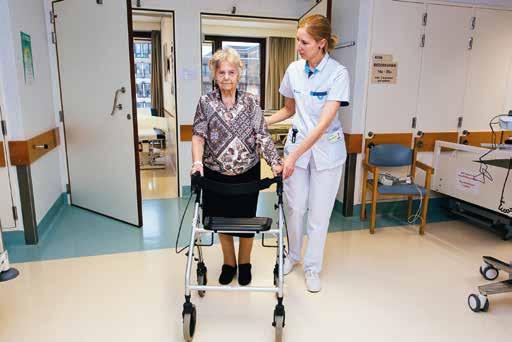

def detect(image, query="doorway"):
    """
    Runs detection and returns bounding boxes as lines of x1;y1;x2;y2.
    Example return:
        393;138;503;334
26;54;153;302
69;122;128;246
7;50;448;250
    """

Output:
132;9;179;200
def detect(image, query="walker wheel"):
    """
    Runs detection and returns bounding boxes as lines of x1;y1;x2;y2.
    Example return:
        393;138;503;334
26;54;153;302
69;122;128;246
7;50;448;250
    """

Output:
274;315;284;342
197;263;207;298
480;265;499;281
468;294;489;313
183;305;197;341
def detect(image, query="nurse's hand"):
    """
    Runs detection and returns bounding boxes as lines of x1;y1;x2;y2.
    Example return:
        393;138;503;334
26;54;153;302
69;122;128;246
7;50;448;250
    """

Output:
272;164;283;177
282;156;296;179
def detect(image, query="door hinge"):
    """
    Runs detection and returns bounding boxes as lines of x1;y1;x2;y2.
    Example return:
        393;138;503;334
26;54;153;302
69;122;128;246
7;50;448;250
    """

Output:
51;31;56;44
49;10;57;24
412;117;417;129
470;16;476;30
422;12;428;26
420;34;426;48
468;37;474;50
458;116;463;128
1;120;7;136
59;110;64;122
12;206;18;221
66;184;71;194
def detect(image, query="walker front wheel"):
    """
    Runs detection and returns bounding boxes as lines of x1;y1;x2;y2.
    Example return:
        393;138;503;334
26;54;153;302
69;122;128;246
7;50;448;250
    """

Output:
183;305;197;341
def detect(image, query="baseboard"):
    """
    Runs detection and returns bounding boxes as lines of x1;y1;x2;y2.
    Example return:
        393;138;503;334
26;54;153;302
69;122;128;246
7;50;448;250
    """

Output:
181;185;191;197
4;192;68;246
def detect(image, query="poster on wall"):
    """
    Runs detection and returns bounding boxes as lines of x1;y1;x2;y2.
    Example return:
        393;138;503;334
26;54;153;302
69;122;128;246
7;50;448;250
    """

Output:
371;54;397;84
20;32;34;84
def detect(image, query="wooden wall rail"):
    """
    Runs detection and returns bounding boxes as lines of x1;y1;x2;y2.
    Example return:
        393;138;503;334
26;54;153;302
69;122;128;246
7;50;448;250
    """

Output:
8;128;60;166
0;141;5;167
180;124;364;154
414;132;458;152
364;133;413;149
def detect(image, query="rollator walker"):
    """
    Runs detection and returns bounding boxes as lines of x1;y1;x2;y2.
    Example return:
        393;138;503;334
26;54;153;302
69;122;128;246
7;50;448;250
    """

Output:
181;173;287;341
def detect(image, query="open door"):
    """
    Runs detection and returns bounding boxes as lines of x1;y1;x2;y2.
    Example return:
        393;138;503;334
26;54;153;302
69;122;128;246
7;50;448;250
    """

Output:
53;0;141;226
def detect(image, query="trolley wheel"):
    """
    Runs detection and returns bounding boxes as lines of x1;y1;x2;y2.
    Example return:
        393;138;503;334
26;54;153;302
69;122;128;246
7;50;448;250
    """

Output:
274;315;284;342
197;263;207;298
183;305;197;341
480;265;499;281
468;294;489;313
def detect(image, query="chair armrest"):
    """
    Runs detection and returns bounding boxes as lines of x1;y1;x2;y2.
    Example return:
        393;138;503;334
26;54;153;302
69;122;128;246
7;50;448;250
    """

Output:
416;161;434;174
362;160;377;173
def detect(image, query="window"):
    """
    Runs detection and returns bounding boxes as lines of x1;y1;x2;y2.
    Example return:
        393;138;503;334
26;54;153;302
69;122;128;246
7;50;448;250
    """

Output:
202;36;266;108
133;39;152;109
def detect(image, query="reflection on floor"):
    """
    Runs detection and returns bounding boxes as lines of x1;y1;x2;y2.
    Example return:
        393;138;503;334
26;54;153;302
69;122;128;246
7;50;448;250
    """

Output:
140;145;178;200
1;218;511;342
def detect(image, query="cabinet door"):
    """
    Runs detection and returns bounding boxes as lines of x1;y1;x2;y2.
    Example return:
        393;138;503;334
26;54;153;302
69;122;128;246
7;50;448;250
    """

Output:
462;8;512;132
416;4;473;133
365;0;425;135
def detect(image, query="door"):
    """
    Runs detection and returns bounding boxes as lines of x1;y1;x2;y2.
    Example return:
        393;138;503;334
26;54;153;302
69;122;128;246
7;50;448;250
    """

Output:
0;86;16;229
416;4;473;134
462;8;512;132
365;0;425;135
53;0;141;226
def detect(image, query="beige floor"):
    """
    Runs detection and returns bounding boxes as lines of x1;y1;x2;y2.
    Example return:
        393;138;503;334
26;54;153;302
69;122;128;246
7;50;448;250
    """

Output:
1;221;511;342
140;145;178;200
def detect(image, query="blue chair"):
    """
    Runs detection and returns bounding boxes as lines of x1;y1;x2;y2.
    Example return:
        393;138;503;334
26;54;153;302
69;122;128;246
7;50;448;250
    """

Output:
360;143;434;235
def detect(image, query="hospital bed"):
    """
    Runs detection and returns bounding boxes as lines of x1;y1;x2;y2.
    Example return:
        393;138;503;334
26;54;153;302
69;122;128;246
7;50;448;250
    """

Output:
431;138;512;313
137;115;171;169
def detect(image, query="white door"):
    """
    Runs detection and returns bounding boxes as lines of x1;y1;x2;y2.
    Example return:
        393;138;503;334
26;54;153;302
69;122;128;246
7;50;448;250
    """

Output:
416;4;473;133
462;8;512;132
0;88;15;229
53;0;141;226
365;0;425;135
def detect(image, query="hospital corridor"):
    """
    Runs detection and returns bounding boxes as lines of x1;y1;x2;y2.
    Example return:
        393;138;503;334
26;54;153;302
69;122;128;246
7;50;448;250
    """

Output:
1;0;512;341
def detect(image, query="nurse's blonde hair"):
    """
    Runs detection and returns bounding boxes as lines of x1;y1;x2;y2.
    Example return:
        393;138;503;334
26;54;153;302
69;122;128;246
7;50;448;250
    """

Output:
298;14;339;52
208;47;244;81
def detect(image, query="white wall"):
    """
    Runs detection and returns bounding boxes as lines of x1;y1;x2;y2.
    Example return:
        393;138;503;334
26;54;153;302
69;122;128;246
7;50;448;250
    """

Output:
131;0;316;192
133;21;161;31
0;0;64;230
202;24;296;38
161;16;176;117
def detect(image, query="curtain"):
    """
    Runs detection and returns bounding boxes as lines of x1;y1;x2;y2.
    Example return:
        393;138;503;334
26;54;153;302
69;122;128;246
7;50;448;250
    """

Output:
265;37;296;110
151;30;164;117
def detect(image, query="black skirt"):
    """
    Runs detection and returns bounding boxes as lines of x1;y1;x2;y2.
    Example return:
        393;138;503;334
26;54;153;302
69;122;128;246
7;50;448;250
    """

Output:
202;163;260;238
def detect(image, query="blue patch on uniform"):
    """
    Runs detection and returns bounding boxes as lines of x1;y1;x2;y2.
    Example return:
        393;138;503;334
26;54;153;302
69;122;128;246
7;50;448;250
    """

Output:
310;91;328;100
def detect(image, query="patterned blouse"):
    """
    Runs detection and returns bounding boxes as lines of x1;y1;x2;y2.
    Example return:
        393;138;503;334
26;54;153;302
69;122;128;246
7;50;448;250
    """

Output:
193;88;282;176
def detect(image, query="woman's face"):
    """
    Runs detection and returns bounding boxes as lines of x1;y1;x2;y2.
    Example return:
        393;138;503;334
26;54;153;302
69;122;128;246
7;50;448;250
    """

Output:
215;61;239;92
296;27;325;61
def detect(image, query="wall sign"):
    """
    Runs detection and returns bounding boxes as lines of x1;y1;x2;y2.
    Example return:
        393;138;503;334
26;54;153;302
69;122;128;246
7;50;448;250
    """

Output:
371;54;397;84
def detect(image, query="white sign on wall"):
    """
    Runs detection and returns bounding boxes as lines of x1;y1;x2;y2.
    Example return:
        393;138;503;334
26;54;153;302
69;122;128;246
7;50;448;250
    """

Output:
371;54;398;84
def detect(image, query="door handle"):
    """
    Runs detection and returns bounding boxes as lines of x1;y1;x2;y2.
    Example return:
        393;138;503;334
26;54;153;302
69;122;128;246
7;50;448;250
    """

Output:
110;87;126;116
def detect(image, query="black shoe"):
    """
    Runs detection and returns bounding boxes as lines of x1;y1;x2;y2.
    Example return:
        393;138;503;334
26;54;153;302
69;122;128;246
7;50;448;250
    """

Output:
219;264;237;285
238;263;252;286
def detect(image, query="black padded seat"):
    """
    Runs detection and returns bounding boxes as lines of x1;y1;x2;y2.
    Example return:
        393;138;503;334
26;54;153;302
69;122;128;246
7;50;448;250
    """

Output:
204;217;273;233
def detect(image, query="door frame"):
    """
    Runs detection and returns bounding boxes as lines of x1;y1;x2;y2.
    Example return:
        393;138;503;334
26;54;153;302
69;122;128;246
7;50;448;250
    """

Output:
131;7;180;198
52;0;143;226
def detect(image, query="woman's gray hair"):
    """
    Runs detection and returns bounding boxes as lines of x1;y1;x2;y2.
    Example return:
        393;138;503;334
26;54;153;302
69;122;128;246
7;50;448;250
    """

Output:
208;47;244;81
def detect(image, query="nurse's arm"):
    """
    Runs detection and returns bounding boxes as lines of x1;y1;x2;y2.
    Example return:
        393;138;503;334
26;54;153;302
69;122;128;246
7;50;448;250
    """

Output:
288;100;341;162
265;97;295;126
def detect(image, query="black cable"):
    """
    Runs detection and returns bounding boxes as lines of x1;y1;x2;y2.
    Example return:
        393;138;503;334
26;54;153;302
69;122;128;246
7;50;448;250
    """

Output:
498;157;512;215
175;192;195;254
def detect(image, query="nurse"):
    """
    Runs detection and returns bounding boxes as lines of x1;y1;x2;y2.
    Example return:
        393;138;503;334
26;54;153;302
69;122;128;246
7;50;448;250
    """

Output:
266;14;350;293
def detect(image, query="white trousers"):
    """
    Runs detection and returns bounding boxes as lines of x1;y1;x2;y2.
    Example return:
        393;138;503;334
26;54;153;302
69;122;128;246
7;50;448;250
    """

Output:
284;156;343;274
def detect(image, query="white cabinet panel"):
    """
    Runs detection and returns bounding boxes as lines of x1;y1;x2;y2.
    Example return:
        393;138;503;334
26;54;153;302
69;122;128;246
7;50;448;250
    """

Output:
365;0;425;135
416;4;473;133
462;8;512;132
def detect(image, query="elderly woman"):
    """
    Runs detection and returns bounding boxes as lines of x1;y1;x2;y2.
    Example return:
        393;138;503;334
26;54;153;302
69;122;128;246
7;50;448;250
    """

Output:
191;48;282;286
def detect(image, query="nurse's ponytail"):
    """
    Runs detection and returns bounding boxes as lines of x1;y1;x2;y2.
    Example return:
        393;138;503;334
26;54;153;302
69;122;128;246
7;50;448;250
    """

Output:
298;14;338;52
